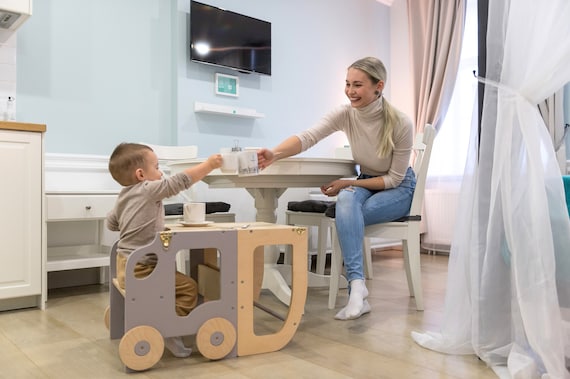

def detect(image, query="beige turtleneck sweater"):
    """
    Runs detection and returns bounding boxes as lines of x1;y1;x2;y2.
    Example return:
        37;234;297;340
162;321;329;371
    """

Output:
296;98;413;189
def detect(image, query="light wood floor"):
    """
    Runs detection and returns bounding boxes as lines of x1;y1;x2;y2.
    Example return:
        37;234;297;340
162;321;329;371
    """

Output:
0;250;495;378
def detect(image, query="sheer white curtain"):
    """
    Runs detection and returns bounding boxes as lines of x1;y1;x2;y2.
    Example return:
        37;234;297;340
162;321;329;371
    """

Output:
412;0;570;378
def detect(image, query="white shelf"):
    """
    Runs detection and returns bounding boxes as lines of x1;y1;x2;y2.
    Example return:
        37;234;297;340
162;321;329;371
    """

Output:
46;245;110;272
194;102;265;118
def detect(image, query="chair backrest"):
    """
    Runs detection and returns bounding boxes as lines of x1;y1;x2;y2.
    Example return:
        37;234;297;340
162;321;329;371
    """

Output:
144;144;198;161
409;124;436;218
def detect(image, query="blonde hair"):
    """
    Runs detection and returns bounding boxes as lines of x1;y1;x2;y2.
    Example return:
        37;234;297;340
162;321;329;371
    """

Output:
108;143;153;186
349;57;400;158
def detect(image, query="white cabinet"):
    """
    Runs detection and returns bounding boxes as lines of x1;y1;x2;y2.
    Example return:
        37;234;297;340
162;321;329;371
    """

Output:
45;192;117;273
0;0;32;15
0;0;32;42
44;153;121;294
0;123;45;311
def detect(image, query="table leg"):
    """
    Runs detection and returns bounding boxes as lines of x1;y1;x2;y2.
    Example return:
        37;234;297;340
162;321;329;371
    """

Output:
246;188;291;305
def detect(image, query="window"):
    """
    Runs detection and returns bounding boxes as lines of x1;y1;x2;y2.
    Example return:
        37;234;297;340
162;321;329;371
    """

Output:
428;0;478;178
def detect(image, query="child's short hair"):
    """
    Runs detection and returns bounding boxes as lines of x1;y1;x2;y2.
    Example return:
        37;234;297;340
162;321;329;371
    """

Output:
108;143;153;186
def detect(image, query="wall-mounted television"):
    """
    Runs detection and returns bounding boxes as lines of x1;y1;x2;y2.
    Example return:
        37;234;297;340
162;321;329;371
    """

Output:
190;1;271;76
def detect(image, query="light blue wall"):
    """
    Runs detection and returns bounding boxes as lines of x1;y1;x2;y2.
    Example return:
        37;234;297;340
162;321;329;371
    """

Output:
17;0;390;157
17;0;176;154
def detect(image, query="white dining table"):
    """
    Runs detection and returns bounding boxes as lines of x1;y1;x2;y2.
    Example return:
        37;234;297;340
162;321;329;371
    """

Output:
168;157;357;305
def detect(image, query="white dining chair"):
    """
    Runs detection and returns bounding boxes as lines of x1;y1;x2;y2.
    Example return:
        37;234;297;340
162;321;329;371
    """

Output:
328;124;436;311
286;124;436;311
145;144;198;161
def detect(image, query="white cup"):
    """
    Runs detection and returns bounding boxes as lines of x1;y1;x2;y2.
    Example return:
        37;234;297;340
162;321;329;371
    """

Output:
238;150;259;176
221;152;239;173
183;202;206;223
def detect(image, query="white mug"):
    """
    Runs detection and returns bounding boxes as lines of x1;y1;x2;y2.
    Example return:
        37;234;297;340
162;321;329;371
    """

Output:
183;202;206;223
238;150;259;176
221;152;239;173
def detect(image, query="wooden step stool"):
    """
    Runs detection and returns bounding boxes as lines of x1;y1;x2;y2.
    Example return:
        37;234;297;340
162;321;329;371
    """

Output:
106;222;308;372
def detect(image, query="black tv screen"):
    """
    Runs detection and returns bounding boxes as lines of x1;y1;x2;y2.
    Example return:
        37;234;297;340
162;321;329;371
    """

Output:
190;1;271;76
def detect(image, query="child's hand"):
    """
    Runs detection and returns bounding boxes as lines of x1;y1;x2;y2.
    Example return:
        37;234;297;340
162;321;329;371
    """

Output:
257;148;275;170
206;153;223;170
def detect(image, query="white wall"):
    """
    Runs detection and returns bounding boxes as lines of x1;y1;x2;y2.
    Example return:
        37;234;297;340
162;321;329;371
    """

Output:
176;0;391;158
10;0;394;223
7;0;423;160
389;0;413;119
16;0;176;153
10;0;410;223
15;0;391;158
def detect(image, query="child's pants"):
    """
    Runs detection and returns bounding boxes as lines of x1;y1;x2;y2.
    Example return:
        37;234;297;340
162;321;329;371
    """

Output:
116;254;198;316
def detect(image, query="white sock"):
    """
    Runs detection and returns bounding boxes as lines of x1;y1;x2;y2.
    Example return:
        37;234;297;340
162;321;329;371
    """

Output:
164;336;192;358
344;279;369;319
334;299;371;320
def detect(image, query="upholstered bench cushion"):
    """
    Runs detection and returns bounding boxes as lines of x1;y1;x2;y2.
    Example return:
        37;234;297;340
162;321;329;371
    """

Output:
164;202;231;215
287;200;336;215
287;200;421;221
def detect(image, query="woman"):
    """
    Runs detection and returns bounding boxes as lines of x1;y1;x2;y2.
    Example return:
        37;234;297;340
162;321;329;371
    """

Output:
257;57;416;320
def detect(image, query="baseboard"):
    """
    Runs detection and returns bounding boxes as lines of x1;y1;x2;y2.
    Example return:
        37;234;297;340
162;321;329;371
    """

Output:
48;268;105;289
0;296;41;312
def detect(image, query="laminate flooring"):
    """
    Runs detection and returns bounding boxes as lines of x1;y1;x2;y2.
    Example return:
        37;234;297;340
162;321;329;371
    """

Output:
0;250;495;378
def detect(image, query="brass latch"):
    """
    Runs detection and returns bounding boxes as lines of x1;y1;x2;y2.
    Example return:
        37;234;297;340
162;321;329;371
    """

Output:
159;230;173;249
293;227;306;235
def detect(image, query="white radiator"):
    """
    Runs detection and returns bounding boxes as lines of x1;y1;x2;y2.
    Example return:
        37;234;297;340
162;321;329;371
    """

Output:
421;184;460;254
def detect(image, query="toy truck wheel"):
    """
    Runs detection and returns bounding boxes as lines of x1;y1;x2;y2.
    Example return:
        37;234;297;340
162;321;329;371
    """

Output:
103;306;110;330
119;325;164;371
196;317;236;360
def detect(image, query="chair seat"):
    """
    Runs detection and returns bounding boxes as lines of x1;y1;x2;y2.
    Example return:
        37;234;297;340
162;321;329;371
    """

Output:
164;202;232;215
365;221;420;239
287;199;335;213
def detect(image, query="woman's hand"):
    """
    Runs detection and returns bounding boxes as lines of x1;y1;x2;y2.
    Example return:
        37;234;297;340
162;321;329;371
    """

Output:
320;179;354;196
257;148;275;170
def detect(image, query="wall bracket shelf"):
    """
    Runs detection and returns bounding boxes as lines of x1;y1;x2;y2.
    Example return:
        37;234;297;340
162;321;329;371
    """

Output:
194;102;265;119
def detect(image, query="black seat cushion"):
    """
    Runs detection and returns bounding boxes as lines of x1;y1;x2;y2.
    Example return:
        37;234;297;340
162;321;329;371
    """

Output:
285;200;337;218
287;200;336;214
286;200;337;218
164;202;231;215
287;199;420;221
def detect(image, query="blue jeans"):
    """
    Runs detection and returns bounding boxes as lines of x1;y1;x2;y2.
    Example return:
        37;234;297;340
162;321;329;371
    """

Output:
335;167;416;282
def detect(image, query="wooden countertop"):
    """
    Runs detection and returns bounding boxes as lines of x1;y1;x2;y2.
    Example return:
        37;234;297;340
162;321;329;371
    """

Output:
0;121;46;133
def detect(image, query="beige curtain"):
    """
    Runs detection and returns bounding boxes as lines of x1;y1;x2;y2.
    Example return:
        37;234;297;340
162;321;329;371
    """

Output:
538;90;567;173
407;0;466;133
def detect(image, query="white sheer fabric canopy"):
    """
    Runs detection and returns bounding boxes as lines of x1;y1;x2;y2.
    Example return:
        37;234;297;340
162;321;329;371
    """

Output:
412;0;570;378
